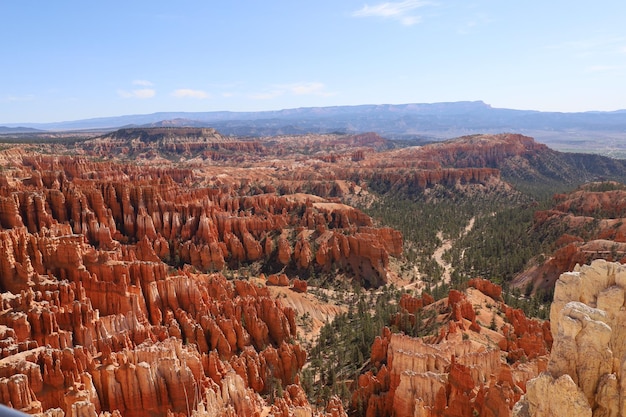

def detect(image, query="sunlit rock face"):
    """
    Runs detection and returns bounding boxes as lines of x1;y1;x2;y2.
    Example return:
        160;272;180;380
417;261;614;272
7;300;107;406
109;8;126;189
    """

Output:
514;260;626;417
352;280;552;417
0;151;351;417
520;183;626;295
0;128;572;417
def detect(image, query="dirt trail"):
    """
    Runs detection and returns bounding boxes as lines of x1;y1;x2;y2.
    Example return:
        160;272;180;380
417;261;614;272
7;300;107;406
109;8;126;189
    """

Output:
433;217;475;284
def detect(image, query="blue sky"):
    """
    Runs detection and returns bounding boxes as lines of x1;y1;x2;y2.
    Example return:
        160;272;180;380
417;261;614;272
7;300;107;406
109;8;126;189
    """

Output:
2;1;626;123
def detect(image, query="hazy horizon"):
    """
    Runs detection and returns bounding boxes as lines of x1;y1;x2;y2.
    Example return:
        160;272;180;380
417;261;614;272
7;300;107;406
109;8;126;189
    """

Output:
5;99;626;128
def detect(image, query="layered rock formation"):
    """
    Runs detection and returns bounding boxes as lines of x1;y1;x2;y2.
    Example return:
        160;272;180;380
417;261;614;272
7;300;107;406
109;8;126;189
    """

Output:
82;129;530;199
416;134;549;169
0;150;358;416
0;128;580;417
0;152;403;288
514;260;626;417
352;280;552;417
517;183;626;294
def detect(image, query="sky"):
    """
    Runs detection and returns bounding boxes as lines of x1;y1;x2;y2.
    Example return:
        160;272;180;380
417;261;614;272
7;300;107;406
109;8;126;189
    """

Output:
2;1;626;123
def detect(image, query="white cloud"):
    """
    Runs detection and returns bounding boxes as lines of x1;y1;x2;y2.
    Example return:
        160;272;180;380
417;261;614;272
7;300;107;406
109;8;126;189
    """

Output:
289;82;330;96
172;89;210;99
249;90;283;100
133;79;154;86
352;0;431;25
117;80;156;98
4;94;35;102
117;88;156;99
249;82;335;100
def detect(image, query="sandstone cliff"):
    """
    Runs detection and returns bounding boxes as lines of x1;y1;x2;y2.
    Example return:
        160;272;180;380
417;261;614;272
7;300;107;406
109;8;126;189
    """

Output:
517;183;626;295
0;150;355;416
352;280;551;417
0;129;576;417
514;259;626;417
1;153;402;288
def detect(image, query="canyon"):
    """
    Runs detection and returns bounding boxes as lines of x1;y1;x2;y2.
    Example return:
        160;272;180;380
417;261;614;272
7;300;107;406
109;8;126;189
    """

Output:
352;278;552;417
515;182;626;294
0;141;373;416
2;127;626;416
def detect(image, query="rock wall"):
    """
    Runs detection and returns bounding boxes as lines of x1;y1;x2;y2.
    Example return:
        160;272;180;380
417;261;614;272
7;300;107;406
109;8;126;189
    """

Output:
520;184;626;294
0;154;350;416
352;283;551;417
514;259;626;417
1;154;402;288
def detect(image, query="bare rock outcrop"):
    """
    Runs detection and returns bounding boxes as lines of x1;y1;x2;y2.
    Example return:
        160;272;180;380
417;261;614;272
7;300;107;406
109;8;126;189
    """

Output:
354;284;551;417
0;150;352;416
513;373;592;417
520;183;626;295
514;259;626;417
0;128;555;417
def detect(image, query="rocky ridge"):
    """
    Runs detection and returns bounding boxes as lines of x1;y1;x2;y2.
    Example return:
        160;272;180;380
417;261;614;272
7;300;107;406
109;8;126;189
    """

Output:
516;183;626;294
352;279;552;417
514;259;626;417
0;152;361;416
1;128;619;417
81;130;526;197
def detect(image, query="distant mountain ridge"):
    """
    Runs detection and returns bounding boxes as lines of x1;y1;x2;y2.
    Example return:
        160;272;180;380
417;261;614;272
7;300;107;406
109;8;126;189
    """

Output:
6;101;501;130
0;126;43;133
4;101;626;153
9;101;626;131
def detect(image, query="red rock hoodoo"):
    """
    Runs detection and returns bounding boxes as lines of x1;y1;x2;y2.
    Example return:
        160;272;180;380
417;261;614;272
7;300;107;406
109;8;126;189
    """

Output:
0;148;357;416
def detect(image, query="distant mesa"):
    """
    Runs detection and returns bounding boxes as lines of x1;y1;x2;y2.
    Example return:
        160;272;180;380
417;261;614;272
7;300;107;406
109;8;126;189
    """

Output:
106;126;225;141
5;101;626;154
0;126;43;134
139;117;213;128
